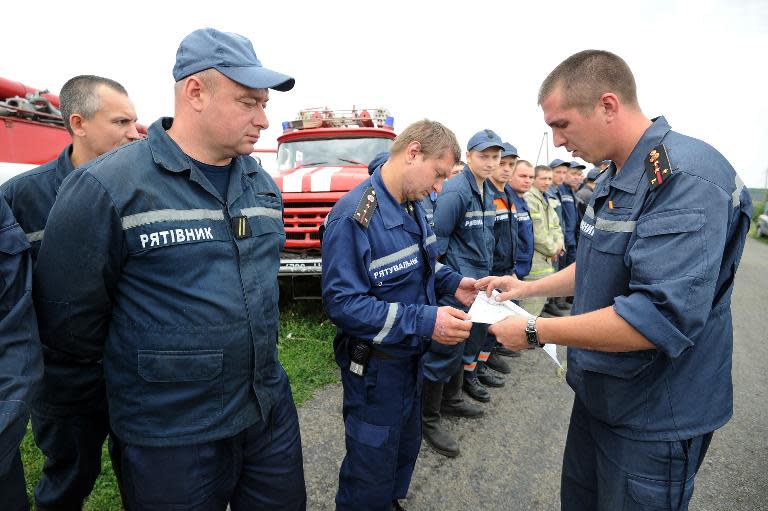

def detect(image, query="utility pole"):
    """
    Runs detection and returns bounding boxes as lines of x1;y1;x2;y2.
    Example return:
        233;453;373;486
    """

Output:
763;166;768;202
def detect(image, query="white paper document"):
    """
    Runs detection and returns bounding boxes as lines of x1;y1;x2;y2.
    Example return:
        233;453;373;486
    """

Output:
468;291;563;369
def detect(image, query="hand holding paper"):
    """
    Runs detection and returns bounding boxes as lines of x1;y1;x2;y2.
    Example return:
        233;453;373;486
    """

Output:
469;291;563;369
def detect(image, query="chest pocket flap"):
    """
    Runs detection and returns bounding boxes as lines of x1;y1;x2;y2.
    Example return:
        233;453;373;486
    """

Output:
632;208;706;280
636;209;704;238
243;205;284;237
0;223;30;255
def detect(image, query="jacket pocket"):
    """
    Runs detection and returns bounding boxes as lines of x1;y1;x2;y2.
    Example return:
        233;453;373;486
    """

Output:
137;350;224;427
578;350;658;380
633;209;705;280
0;222;30;255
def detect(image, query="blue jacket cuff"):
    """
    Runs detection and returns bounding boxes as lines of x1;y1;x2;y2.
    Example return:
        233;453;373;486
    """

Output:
417;305;439;339
613;294;694;359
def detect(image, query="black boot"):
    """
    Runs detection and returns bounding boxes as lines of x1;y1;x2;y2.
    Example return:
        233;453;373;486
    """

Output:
441;369;484;418
485;351;511;374
462;370;491;402
493;344;521;358
555;296;572;311
477;363;505;388
542;300;566;317
422;378;460;457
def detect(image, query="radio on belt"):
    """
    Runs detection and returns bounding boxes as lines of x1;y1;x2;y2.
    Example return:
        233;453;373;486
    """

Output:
348;339;372;376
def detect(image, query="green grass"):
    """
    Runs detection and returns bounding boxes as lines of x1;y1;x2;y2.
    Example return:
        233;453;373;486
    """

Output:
21;302;338;510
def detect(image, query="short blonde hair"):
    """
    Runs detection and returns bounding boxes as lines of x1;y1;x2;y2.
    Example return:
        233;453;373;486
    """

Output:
390;119;460;162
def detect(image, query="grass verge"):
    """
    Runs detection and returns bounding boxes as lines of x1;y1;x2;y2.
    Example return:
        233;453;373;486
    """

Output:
21;301;338;509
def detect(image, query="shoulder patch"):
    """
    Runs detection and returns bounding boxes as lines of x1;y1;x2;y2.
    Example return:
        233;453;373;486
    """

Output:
353;186;377;228
645;144;673;190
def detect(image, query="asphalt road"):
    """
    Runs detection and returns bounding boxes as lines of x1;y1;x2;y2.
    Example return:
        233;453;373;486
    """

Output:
298;238;768;511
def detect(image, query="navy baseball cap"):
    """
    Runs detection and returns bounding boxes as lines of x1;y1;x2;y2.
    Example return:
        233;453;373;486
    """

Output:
569;161;586;170
586;168;601;180
548;158;569;168
467;129;504;152
173;28;295;91
501;142;519;159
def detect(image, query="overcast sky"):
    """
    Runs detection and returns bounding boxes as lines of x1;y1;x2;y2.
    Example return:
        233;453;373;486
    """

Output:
4;0;767;186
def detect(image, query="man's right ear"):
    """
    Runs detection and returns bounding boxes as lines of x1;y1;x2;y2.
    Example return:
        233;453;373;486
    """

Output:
182;76;206;112
69;114;86;137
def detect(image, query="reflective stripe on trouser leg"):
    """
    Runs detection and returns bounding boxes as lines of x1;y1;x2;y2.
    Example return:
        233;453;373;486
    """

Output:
461;322;489;369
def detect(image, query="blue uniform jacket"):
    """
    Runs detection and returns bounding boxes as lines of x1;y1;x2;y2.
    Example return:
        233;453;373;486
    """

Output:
546;186;564;231
33;118;288;447
558;183;578;248
0;200;42;473
322;168;462;355
571;116;752;440
420;192;437;229
490;183;518;275
432;166;495;285
1;145;74;261
511;193;534;279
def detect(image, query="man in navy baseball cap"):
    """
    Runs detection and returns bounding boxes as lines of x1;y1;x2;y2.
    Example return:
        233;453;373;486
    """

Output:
467;129;504;152
173;27;295;91
31;27;307;510
548;158;569;169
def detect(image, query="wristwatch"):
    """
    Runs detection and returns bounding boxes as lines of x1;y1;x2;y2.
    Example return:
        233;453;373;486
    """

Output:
525;316;542;348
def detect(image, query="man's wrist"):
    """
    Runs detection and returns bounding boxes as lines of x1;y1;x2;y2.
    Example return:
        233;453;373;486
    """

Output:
525;316;543;348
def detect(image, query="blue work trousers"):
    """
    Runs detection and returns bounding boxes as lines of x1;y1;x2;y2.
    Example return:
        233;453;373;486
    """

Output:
1;449;28;511
336;352;422;511
32;410;119;511
461;322;490;368
116;379;306;511
562;396;712;511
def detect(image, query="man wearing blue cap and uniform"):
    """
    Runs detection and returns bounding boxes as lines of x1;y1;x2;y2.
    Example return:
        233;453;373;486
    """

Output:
2;74;140;511
0;200;42;511
554;160;584;309
32;28;306;510
576;167;601;218
477;142;520;374
420;129;499;457
542;159;570;316
479;49;751;511
323;119;476;511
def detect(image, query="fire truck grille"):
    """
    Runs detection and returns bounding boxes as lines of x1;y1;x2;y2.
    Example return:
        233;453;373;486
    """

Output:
282;202;334;243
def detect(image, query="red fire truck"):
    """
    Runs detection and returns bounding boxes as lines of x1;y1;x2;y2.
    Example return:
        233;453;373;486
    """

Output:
273;107;396;298
0;77;71;183
0;76;151;184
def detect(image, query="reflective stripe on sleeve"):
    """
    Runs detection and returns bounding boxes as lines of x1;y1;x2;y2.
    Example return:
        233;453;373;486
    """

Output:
369;244;419;271
26;230;44;242
595;218;636;233
240;206;282;219
373;303;398;343
732;175;744;208
121;209;225;230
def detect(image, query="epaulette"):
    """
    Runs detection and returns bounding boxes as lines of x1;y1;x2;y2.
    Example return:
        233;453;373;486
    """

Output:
645;144;673;190
353;186;377;228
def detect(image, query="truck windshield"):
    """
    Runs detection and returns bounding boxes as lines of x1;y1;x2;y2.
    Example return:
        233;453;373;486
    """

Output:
277;137;393;171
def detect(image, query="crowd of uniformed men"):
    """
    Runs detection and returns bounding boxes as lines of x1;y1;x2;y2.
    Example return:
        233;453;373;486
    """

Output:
0;26;752;511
